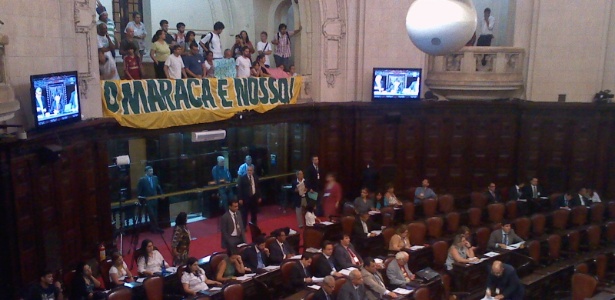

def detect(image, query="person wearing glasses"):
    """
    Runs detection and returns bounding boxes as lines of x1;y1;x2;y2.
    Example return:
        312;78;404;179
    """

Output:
313;275;336;300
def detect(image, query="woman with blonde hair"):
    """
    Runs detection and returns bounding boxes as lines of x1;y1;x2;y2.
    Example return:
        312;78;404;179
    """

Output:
389;224;411;251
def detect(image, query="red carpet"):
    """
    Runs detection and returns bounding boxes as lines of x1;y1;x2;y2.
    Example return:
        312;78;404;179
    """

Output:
119;206;298;272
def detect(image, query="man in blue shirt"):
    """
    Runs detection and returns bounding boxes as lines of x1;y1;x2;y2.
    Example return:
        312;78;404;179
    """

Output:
212;156;233;208
182;42;205;78
237;155;254;177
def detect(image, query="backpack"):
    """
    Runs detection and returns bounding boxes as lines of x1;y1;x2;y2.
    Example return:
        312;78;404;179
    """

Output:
203;32;214;51
277;32;291;46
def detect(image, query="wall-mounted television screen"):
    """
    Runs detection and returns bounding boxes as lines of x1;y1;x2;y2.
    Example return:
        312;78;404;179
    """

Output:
31;71;81;129
372;68;422;100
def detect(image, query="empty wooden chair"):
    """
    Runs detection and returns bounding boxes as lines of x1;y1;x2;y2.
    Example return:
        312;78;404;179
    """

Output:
143;276;164;300
608;201;615;219
475;227;491;254
531;214;546;238
426;216;444;240
341;216;355;237
303;227;324;250
445;212;460;234
585;225;601;251
403;202;415;222
438;194;455;214
487;203;505;224
505;200;517;220
108;287;132;300
551;209;570;232
513;217;531;240
431;240;449;272
562;229;581;258
571;206;588;227
408;222;426;245
422;198;438;218
223;283;244;300
470;192;488;209
590;202;605;224
605;221;615;245
546;234;562;265
467;207;482;228
571;273;598;300
414;287;430;300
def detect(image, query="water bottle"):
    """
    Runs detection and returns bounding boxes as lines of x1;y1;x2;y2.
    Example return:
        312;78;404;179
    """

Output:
161;261;166;275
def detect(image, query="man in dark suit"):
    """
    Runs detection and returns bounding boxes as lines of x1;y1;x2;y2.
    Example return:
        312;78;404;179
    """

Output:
337;269;367;300
313;275;336;300
268;229;295;265
137;166;163;233
486;182;502;203
242;235;270;272
34;87;47;116
288;253;313;293
508;182;525;201
487;221;525;250
305;155;323;215
237;165;262;226
333;234;363;270
570;188;590;207
486;260;524;300
555;192;573;209
220;200;246;251
352;212;378;256
313;241;342;277
49;93;64;115
522;178;545;212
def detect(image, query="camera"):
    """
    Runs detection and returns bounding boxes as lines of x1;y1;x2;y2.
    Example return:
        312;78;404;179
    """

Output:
593;90;614;103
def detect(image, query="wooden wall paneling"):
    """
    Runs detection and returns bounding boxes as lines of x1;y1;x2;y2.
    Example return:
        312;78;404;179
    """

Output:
568;115;599;190
517;109;545;186
422;110;453;193
593;110;615;199
397;112;424;191
94;141;113;245
494;114;518;185
354;108;385;192
448;110;471;193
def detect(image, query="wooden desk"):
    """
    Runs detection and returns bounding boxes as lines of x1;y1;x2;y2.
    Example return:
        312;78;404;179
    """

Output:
283;288;312;300
588;291;615;300
239;268;283;299
404;246;434;272
313;222;342;242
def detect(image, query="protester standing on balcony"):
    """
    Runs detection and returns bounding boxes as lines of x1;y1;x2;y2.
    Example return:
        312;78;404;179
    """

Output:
125;12;147;56
272;23;302;71
477;8;495;46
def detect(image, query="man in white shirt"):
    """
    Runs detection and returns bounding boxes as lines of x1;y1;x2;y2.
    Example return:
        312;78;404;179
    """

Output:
236;46;252;78
477;8;495;46
199;21;225;59
164;45;187;79
256;31;273;67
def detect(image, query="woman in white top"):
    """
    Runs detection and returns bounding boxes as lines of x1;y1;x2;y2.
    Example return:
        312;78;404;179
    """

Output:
445;234;477;270
182;257;222;296
304;204;320;226
137;239;170;276
384;184;402;207
109;252;134;287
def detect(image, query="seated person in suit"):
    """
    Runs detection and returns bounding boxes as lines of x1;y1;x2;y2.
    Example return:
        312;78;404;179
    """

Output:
587;188;601;203
508;182;525;201
242;235;270;272
352;211;378;254
313;241;342;277
522;178;543;199
288;253;314;292
570;187;591;207
268;229;296;264
486;182;502;203
487;221;525;250
333;234;363;269
486;260;524;300
312;275;336;300
182;257;222;296
445;234;478;270
215;253;249;282
556;192;573;209
362;257;398;300
337;269;367;300
137;239;170;276
386;251;415;288
389;224;411;251
353;187;377;214
414;179;437;204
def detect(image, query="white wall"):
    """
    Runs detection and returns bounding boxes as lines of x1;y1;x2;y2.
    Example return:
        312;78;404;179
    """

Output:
472;0;512;46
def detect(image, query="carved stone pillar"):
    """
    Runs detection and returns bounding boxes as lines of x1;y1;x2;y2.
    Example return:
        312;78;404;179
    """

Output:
0;33;20;123
74;0;103;119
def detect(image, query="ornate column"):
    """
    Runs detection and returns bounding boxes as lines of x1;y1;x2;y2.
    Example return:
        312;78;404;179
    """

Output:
0;31;20;123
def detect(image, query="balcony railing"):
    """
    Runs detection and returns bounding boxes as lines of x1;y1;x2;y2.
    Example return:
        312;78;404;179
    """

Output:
425;46;525;100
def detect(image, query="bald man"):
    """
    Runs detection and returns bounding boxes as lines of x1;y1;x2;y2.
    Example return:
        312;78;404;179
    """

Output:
337;269;366;300
486;261;524;300
312;275;335;300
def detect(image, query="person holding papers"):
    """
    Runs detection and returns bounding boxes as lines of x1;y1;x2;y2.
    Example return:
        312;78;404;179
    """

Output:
386;252;416;289
313;276;336;300
555;192;573;209
288;253;314;293
181;257;222;296
334;234;364;269
361;258;398;300
338;269;367;300
486;260;524;300
445;234;478;270
487;221;525;250
242;235;270;272
352;211;379;255
314;241;343;277
268;229;296;264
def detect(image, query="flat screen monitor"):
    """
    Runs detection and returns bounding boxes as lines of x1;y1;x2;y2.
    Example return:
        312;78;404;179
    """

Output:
372;68;422;101
31;71;81;129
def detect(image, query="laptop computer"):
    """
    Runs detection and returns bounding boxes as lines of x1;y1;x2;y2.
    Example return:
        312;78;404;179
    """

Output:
416;267;440;282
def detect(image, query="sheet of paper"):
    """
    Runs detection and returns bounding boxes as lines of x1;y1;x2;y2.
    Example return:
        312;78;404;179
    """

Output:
483;252;499;257
392;288;413;295
409;245;425;250
308;285;322;290
208;287;222;292
166;267;177;273
374;258;383;264
289;229;298;235
510;242;524;248
306;247;322;253
235;275;253;281
236;243;248;247
311;277;324;283
339;267;357;276
244;273;257;277
368;211;381;215
517;199;527;202
320;221;334;225
264;265;280;271
371;230;382;235
136;278;145;283
290;254;302;260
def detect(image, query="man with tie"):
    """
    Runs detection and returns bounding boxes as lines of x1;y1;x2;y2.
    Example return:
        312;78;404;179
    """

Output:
522;177;545;212
508;182;525;201
237;165;262;226
386;251;415;289
570;187;591;208
313;275;336;300
556;192;573;209
337;269;367;300
137;166;164;233
242;235;270;272
268;229;295;264
313;241;342;277
487;221;524;250
485;182;502;203
352;211;378;256
361;258;398;300
333;234;363;270
288;253;314;292
220;200;246;251
34;87;47;116
305;155;323;215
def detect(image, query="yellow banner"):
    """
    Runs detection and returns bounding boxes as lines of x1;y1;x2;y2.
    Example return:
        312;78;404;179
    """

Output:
101;77;302;129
